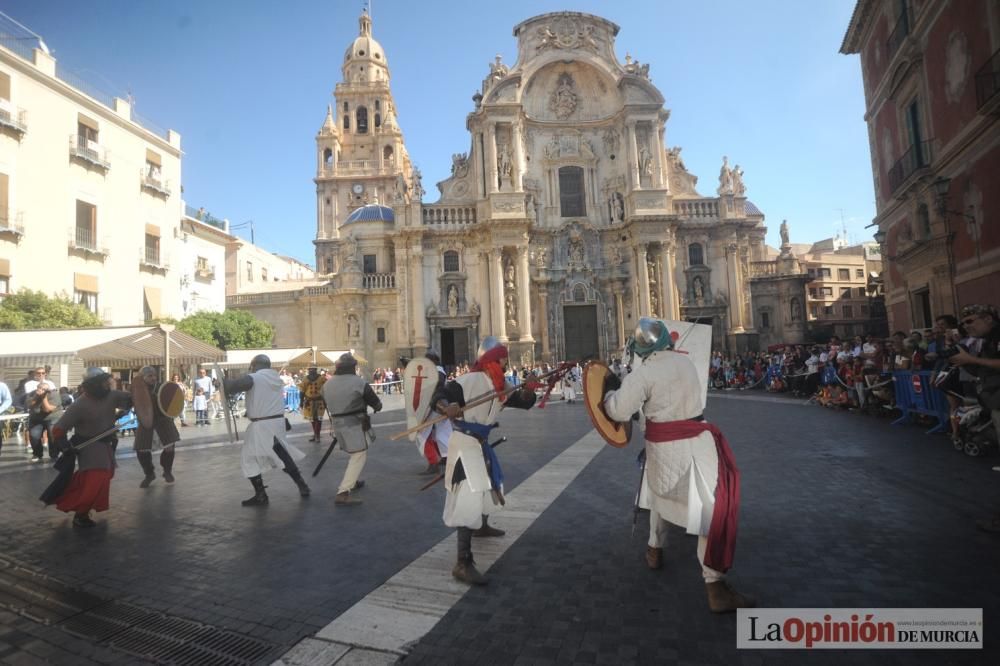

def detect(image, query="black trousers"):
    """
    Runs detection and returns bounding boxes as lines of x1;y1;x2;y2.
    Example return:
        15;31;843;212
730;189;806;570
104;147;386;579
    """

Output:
29;420;57;459
272;438;301;475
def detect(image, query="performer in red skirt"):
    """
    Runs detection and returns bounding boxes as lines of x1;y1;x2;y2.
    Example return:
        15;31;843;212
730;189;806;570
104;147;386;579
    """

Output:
51;368;132;528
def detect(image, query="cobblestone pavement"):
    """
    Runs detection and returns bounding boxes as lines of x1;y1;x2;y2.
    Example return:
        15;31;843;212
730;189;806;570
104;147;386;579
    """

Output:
1;392;998;664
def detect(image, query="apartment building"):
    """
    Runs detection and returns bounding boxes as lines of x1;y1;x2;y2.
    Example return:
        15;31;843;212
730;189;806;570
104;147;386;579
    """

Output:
0;12;183;323
802;239;885;338
842;1;1000;330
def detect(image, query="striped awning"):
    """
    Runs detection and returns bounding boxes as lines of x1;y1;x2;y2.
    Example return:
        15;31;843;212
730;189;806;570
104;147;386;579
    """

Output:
76;328;224;368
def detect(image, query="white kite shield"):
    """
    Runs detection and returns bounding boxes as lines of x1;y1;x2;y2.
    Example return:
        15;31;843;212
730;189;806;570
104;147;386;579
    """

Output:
403;357;439;442
663;320;712;409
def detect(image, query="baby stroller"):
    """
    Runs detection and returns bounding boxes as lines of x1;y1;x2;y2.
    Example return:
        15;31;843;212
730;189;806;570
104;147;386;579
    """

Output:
116;408;138;437
953;401;998;457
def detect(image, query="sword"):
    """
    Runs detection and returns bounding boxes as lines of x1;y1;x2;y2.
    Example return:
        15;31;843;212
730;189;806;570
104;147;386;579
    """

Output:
631;454;646;538
419;436;507;491
312;436;338;477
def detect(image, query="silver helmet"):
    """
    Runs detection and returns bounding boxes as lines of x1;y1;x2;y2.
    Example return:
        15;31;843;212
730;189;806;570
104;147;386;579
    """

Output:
630;317;673;358
476;335;502;360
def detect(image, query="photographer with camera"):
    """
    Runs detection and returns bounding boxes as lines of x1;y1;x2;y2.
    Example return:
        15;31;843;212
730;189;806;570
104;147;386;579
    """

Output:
948;304;1000;533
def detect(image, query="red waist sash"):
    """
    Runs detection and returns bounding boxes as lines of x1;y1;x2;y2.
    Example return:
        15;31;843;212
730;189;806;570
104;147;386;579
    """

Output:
644;418;740;573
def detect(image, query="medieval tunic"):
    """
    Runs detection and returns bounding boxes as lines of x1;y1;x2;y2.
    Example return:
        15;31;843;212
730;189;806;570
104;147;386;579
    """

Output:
298;375;327;421
240;368;305;478
443;370;506;528
53;390;132;513
134;383;180;452
322;373;381;454
604;350;720;538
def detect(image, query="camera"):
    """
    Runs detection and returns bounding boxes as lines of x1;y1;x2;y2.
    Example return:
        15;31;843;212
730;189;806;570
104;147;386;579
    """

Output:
937;344;968;359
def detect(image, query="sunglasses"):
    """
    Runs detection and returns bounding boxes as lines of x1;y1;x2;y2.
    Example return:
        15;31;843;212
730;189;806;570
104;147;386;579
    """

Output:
961;316;979;326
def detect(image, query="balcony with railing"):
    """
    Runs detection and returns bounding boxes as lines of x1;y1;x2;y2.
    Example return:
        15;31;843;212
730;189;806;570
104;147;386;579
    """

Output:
976;47;1000;114
139;168;171;197
748;261;777;278
673;199;720;219
886;11;910;61
0;103;27;136
331;159;392;176
68;135;110;171
887;140;933;194
68;226;108;258
421;204;477;226
0;210;24;241
362;272;396;289
183;204;228;231
195;264;216;281
140;246;167;271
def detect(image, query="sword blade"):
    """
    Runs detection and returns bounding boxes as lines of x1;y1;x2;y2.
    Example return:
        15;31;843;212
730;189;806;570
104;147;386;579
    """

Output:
312;436;338;477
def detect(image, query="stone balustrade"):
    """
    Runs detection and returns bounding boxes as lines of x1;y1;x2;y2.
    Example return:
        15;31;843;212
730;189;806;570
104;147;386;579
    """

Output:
362;273;396;289
673;199;719;218
749;261;777;278
422;205;477;226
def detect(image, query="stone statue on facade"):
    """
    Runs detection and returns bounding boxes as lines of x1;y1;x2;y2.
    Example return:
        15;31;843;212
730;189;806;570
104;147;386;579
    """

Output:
347;314;360;339
693;276;705;301
610;192;624;222
790;297;801;321
544;134;561;160
489;54;508;82
411;167;425;199
638;145;654;178
717;155;734;195
568;238;585;266
447;285;459;317
343;235;359;270
497;143;513;181
602;127;620;156
533;247;549;269
504;260;518;327
780;219;790;247
549;73;578;120
610;245;624;266
732;164;746;196
451;152;469;178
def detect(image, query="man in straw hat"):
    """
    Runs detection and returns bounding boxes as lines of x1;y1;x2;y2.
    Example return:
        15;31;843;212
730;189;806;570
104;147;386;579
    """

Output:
604;317;754;613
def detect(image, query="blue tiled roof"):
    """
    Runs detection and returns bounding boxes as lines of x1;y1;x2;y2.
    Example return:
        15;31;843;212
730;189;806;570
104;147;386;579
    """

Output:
744;200;763;216
345;204;394;224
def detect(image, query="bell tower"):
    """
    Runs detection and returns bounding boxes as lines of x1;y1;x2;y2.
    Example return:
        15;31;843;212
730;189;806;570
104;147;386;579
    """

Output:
314;9;413;274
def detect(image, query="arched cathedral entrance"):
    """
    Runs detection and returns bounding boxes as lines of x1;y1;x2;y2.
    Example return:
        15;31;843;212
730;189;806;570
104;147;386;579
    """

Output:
558;281;607;362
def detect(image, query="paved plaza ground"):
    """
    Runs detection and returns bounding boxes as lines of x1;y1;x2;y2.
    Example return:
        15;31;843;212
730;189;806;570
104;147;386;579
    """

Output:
0;391;998;665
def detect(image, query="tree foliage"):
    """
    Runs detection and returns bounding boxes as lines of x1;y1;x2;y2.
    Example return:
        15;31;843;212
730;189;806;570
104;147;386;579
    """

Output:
0;289;103;330
176;310;274;350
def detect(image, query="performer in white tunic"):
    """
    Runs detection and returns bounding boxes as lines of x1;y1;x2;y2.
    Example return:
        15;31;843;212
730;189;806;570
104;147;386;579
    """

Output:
604;318;753;613
413;351;452;475
438;336;536;585
224;354;310;506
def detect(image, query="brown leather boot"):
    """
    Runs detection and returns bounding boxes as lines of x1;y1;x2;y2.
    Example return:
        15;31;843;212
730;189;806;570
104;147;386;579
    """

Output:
473;515;505;537
335;491;362;506
452;554;488;585
645;546;663;570
705;580;756;613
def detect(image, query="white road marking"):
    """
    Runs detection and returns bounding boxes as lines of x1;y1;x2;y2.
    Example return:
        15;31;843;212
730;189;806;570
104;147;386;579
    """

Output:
273;430;606;663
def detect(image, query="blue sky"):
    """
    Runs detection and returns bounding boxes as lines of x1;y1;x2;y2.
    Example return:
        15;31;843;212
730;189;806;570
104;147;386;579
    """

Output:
5;0;872;265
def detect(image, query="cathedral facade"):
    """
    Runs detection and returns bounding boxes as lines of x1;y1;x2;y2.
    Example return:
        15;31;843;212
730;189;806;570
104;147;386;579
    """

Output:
234;11;796;369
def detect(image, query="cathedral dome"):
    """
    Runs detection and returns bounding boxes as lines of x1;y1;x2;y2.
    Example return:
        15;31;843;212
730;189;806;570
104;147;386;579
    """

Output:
344;203;394;224
343;10;387;67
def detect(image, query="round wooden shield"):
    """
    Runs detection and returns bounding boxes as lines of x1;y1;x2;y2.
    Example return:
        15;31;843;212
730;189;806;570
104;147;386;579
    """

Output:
131;379;155;430
582;361;632;448
157;382;186;418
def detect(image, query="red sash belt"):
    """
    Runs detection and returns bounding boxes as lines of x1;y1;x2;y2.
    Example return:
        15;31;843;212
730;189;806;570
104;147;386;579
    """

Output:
644;418;740;573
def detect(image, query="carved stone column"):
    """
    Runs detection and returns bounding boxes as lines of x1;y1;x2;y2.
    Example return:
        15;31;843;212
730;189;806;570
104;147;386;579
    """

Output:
489;247;507;341
627;122;641;190
615;291;626;349
538;284;550;359
487;122;499;194
660;241;677;320
655;125;666;189
636;244;651;316
516;246;533;341
512;120;524;193
726;243;744;333
411;248;428;347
